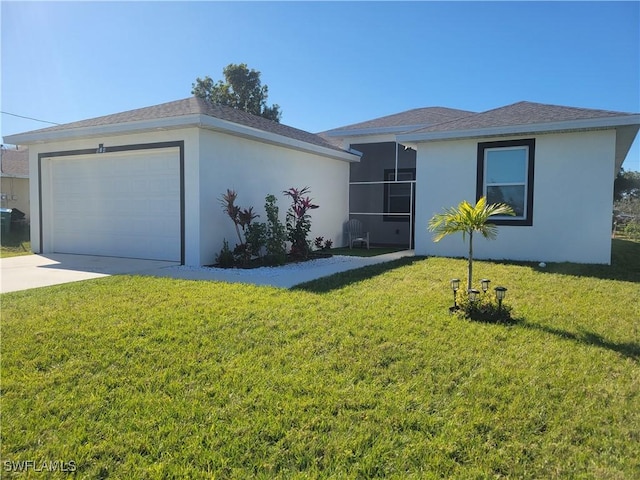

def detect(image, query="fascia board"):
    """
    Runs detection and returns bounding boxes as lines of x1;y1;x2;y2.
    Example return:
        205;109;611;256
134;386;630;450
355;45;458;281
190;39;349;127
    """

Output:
325;124;426;137
328;133;401;146
3;115;202;145
397;115;640;143
197;115;361;163
4;113;360;163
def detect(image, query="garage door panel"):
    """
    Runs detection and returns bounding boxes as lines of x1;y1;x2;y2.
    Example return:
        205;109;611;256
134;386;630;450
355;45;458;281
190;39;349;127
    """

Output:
49;148;181;261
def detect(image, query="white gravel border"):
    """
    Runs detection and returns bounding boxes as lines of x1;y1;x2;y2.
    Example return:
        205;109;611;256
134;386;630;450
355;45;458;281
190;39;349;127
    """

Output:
173;255;356;277
162;251;414;288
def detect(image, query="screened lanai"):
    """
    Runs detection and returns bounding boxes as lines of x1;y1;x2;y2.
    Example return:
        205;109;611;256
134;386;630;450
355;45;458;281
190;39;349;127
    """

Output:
348;142;416;248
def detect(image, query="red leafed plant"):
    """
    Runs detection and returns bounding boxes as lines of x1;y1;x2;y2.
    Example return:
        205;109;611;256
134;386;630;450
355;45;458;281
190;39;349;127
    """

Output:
219;189;259;263
283;187;318;258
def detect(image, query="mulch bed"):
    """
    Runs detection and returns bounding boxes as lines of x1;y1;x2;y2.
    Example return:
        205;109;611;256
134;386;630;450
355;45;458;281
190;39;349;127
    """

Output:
208;252;333;269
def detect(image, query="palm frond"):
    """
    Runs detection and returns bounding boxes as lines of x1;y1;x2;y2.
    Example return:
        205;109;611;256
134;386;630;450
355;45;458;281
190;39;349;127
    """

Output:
428;197;515;242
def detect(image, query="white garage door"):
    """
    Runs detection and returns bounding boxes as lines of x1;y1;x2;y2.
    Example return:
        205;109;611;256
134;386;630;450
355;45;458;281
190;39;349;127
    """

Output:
50;148;181;261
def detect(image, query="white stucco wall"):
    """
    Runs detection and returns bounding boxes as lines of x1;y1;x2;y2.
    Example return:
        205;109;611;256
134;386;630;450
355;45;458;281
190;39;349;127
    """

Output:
414;130;617;264
27;128;200;261
26;126;351;266
198;129;351;265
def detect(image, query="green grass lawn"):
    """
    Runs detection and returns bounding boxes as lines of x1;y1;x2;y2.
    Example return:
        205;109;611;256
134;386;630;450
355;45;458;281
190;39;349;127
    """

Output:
1;240;639;478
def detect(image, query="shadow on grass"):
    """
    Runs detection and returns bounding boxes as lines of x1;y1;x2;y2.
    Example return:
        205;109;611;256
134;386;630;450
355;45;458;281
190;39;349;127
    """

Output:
292;257;423;293
485;239;640;283
517;321;640;361
469;313;640;361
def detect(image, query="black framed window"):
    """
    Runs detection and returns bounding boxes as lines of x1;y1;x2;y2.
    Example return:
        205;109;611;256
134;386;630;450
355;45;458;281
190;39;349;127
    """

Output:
477;139;535;226
384;168;415;222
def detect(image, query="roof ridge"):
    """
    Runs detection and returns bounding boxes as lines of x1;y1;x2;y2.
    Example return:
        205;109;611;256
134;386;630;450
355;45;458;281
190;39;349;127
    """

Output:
322;105;476;134
489;100;635;116
5;97;349;154
400;100;639;137
401;109;481;135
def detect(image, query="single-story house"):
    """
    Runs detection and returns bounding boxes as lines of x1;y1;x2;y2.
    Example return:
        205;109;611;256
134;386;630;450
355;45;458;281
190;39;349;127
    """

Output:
4;98;639;265
325;101;640;264
1;145;30;219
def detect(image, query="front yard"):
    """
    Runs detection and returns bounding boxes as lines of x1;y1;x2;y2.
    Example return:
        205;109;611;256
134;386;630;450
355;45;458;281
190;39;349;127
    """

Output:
1;240;638;478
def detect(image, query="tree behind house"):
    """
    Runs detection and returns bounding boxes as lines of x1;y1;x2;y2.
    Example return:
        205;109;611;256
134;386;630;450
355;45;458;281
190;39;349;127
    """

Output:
192;63;282;122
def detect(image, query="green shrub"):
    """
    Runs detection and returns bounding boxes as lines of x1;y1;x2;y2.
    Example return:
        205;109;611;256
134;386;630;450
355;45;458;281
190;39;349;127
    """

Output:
245;222;266;259
454;290;515;324
215;239;235;268
314;236;333;251
263;194;287;265
624;221;640;240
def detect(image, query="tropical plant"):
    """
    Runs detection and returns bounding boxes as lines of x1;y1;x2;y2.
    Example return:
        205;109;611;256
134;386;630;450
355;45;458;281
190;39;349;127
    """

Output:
428;197;515;290
263;194;287;265
219;189;259;265
314;236;333;251
283;187;319;259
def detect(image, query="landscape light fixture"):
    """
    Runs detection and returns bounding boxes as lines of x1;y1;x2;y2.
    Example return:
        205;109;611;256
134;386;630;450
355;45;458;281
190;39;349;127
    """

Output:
468;289;480;302
480;279;491;293
495;286;507;309
450;279;460;312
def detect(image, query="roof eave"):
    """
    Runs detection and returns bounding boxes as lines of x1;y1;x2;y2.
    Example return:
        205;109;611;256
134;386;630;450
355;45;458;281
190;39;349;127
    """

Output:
397;115;640;143
4;114;360;163
325;124;430;138
198;115;360;162
3;114;202;145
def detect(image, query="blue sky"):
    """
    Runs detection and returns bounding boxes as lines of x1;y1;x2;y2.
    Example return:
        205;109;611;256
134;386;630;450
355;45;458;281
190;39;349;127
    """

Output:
2;1;639;170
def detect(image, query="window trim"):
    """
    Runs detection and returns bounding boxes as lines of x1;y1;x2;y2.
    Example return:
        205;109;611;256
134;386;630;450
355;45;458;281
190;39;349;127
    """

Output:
383;168;415;223
476;139;535;226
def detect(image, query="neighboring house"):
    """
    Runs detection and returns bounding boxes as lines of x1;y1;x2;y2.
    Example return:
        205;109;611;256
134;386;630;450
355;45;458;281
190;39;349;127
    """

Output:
3;97;360;265
0;145;30;219
4;98;639;265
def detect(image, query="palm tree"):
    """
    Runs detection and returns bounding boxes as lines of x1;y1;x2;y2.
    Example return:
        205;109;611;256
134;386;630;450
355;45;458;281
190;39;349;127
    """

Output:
428;197;515;291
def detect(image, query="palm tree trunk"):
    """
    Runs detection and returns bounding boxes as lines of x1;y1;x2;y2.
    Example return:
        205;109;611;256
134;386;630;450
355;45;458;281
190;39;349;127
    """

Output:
467;230;473;291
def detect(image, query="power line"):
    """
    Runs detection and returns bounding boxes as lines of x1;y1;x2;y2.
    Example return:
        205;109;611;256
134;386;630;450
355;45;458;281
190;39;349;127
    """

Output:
1;111;61;125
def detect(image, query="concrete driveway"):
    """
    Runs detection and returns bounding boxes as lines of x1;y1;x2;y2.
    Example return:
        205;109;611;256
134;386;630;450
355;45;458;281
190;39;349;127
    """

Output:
0;254;179;293
1;250;416;293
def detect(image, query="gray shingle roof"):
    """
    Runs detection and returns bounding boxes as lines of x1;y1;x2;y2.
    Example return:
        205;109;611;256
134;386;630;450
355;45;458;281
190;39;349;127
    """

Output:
323;106;475;133
409;101;637;134
16;97;346;153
